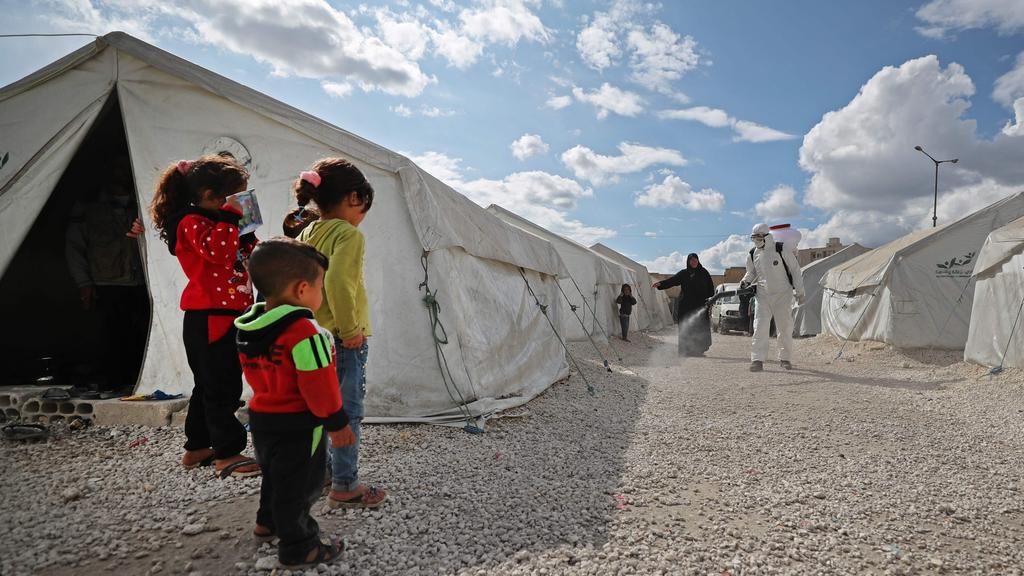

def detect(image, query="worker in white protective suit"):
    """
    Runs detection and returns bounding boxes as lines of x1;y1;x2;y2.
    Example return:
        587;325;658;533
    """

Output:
740;223;805;372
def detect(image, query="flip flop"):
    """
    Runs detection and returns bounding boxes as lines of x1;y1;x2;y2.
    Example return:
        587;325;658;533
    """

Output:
41;388;71;401
327;485;387;509
216;458;261;479
182;450;216;470
253;527;276;543
2;423;49;441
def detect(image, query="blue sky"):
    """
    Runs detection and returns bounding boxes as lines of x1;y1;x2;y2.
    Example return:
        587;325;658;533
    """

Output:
2;0;1023;273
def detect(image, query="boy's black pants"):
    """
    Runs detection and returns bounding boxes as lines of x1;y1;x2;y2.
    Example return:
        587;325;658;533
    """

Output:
182;310;247;459
252;425;327;562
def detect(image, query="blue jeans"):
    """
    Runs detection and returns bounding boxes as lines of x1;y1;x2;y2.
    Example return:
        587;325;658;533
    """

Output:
328;340;367;492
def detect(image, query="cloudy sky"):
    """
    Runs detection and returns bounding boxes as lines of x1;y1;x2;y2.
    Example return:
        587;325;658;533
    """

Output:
2;0;1023;273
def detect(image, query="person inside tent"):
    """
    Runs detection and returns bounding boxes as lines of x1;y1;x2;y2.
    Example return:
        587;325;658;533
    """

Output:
741;223;805;372
65;155;148;397
653;253;715;356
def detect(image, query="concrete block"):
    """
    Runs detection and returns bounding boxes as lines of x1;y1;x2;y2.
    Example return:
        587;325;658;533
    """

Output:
170;404;189;428
92;398;190;427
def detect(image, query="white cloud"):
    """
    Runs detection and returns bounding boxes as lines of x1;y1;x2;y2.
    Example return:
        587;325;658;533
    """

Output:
572;83;645;119
798;55;1024;249
915;0;1024;38
644;231;657;237
732;120;798;143
634;173;725;211
391;104;414;117
577;10;621;71
658;106;796;143
429;23;485;69
408;150;466;184
510;133;550;160
545;94;573;110
659;106;731;128
172;0;436;97
754;185;801;220
561;142;687;185
420;105;456;117
321;81;353;98
374;9;432;60
994;52;1024;107
644;234;751;275
406;150;613;244
462;171;593;211
625;22;700;93
994;52;1024;136
459;0;551;46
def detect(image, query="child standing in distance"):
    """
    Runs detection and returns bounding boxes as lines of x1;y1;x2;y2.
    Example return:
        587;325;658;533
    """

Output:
295;159;387;509
150;155;260;478
615;284;637;342
235;238;355;568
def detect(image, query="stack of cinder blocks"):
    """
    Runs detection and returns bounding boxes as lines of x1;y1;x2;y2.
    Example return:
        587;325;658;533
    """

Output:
0;387;189;427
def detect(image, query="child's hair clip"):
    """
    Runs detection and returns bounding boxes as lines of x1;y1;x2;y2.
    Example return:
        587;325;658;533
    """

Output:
176;159;192;176
300;171;321;188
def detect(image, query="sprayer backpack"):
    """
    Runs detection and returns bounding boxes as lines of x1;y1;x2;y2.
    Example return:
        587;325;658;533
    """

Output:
749;242;794;289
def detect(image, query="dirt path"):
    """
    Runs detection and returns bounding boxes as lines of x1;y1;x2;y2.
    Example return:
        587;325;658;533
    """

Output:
3;330;1023;575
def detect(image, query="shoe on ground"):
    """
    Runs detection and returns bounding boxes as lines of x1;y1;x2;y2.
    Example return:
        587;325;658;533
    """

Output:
780;360;793;370
749;360;763;372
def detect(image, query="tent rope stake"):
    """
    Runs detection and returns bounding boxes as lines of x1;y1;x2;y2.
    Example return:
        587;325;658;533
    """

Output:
567;275;622;362
419;252;484;434
554;280;613;372
519;268;596;396
991;286;1024;376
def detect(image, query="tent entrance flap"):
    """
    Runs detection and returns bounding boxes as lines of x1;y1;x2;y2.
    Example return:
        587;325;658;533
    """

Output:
0;93;151;393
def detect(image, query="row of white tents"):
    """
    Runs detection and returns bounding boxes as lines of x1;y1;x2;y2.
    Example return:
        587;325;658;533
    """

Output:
0;33;674;426
813;192;1024;370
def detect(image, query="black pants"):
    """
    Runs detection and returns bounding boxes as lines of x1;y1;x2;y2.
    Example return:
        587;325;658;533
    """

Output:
96;285;150;391
619;313;631;339
182;310;247;459
252;425;326;563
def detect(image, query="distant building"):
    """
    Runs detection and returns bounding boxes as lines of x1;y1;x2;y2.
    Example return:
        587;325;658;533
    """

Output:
723;266;746;284
798;237;844;267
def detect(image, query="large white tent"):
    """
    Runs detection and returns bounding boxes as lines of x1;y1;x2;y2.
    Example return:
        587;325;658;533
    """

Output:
964;216;1024;369
589;243;674;332
0;32;570;424
821;192;1024;349
487;205;634;343
795;243;870;337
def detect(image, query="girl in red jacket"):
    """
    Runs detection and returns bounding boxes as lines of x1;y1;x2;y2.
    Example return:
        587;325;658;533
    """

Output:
150;154;260;478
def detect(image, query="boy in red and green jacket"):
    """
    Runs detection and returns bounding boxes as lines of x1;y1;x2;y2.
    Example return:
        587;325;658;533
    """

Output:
234;238;355;568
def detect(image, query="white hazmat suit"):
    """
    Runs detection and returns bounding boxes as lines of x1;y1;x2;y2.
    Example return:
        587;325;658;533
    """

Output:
741;223;805;367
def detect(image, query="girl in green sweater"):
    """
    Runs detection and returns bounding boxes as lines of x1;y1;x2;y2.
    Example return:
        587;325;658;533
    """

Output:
295;158;387;509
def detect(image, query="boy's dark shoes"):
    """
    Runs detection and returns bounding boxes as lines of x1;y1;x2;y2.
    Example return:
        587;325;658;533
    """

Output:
280;539;343;569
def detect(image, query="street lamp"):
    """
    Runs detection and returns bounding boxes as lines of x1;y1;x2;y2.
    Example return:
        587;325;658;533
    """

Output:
914;145;958;228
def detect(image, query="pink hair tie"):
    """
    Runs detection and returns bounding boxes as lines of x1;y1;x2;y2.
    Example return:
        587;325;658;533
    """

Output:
300;170;321;188
176;160;192;176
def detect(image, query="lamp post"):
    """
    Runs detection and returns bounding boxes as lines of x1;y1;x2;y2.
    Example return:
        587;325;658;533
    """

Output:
914;145;958;228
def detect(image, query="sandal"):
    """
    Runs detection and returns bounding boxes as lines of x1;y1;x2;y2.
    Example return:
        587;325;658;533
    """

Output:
41;388;71;401
182;448;215;470
2;423;49;441
216;457;261;479
327;485;387;509
253;525;276;543
280;539;343;569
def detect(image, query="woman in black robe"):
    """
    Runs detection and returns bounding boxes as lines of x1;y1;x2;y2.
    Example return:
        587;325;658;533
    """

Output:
653;253;715;356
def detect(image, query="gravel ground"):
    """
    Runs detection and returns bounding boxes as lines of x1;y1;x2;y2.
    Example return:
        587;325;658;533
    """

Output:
1;329;1023;576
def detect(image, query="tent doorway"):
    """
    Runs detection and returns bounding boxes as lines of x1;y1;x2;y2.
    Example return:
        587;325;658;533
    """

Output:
0;93;151;394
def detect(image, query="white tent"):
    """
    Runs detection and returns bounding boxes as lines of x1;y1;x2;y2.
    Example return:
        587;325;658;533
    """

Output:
964;216;1024;369
589;243;674;332
795;243;870;337
487;205;635;343
821;192;1024;349
0;32;570;424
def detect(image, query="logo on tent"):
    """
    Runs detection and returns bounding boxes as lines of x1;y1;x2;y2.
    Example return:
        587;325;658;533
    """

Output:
935;252;976;278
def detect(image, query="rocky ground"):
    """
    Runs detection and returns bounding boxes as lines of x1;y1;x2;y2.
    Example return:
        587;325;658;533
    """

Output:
2;329;1023;576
